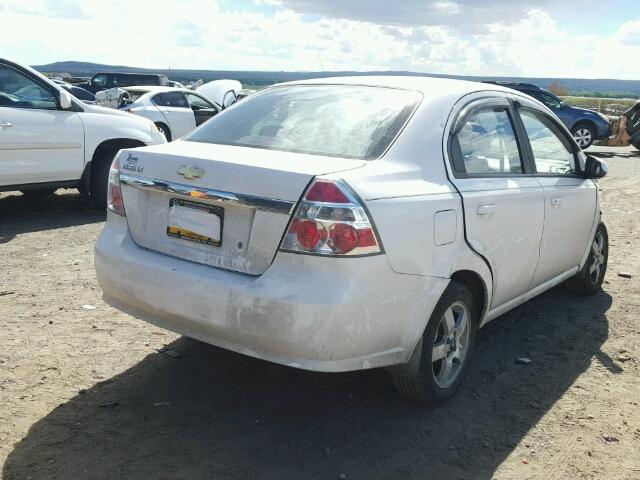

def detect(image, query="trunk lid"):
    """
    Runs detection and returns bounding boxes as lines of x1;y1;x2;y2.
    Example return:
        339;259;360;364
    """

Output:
119;140;366;275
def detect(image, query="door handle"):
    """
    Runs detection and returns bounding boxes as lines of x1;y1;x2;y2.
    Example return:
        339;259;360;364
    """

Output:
551;197;563;207
477;204;497;215
0;122;12;128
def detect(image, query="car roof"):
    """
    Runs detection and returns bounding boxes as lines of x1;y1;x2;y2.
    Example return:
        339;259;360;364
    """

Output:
96;72;165;77
122;86;188;94
275;75;518;99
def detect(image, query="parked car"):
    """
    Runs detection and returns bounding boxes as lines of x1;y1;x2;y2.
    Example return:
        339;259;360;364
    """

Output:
195;79;241;109
0;57;166;205
60;83;96;104
166;80;186;88
95;77;608;404
120;86;221;140
79;72;169;93
483;81;610;148
623;101;640;150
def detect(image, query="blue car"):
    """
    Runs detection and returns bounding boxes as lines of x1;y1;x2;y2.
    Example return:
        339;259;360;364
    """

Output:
483;82;610;149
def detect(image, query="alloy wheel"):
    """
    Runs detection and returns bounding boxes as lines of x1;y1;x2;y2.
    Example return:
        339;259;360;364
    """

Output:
573;128;593;148
431;301;471;389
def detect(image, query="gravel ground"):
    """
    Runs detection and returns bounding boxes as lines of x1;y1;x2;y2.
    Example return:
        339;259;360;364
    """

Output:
1;146;639;480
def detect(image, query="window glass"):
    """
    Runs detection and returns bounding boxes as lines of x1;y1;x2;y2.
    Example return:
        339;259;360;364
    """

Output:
531;91;562;110
66;86;94;101
92;74;107;88
454;108;523;175
152;92;189;108
222;90;237;108
185;85;421;160
0;64;57;110
519;109;576;175
186;93;215;110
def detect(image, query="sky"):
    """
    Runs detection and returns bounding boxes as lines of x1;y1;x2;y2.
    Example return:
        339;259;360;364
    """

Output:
0;0;638;79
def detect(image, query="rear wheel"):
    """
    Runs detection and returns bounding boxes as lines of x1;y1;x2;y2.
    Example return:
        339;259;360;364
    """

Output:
565;222;608;295
155;122;171;142
21;188;57;197
391;281;477;405
572;123;596;149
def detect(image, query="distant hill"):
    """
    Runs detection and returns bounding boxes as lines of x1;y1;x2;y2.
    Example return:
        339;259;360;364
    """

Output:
33;61;640;98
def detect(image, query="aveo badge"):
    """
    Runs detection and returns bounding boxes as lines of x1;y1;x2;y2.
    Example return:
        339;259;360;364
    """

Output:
177;165;205;180
121;153;144;173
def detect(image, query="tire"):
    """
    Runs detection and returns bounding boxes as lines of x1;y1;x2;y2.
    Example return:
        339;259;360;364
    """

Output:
21;188;57;197
391;281;477;405
155;122;171;142
571;123;596;149
565;222;608;296
90;147;119;210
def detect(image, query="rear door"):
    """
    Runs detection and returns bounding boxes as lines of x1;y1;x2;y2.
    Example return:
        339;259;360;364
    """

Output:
0;62;84;186
513;99;597;287
152;92;195;138
447;96;545;309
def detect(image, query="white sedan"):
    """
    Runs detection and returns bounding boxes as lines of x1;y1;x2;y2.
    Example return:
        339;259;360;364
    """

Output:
95;76;608;404
121;86;221;141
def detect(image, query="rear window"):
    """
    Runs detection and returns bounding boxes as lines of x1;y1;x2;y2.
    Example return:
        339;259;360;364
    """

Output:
184;85;421;160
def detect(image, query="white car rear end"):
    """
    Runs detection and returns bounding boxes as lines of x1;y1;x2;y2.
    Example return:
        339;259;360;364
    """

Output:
95;77;607;403
95;82;442;371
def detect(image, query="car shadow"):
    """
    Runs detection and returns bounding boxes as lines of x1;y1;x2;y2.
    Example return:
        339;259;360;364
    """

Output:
589;149;640;159
2;288;614;480
0;190;104;244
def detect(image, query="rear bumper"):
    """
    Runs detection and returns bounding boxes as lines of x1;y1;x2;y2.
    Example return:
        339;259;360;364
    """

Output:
95;213;448;372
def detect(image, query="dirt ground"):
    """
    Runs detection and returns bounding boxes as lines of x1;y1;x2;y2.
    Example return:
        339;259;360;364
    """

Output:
1;146;639;480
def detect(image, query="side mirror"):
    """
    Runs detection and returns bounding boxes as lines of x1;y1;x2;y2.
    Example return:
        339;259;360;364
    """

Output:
59;90;73;110
583;155;607;179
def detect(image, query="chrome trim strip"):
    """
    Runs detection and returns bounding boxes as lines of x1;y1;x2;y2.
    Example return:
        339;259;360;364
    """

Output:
119;173;296;215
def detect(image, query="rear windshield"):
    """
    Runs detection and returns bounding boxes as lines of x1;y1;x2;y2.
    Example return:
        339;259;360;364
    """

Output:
184;85;421;160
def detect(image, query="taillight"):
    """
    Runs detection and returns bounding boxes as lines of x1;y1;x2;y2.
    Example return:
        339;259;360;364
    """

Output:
280;178;381;256
107;156;125;216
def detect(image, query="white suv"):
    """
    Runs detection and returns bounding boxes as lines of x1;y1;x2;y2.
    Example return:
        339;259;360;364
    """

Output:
95;77;608;404
0;58;166;206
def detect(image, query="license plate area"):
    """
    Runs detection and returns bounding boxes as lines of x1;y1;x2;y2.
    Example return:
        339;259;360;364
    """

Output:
166;198;224;247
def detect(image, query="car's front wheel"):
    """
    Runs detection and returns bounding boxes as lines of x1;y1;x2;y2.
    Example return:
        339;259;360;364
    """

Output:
391;281;477;405
565;222;608;295
572;123;596;149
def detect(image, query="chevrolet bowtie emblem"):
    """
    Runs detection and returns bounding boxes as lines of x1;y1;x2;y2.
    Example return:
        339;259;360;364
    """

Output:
177;165;204;180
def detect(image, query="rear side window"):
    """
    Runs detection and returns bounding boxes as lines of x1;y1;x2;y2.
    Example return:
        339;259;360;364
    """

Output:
184;85;421;160
452;108;523;175
152;92;189;108
92;74;107;88
519;109;576;175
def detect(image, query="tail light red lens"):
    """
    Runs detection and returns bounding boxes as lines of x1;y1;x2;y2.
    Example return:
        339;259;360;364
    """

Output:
296;219;322;250
280;178;381;256
305;180;350;203
107;156;126;216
